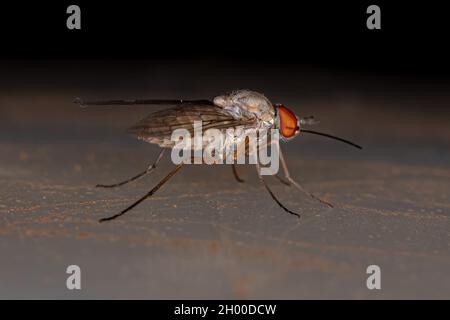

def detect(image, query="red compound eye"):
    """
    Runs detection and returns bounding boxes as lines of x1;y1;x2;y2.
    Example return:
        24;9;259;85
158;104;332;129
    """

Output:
277;105;299;139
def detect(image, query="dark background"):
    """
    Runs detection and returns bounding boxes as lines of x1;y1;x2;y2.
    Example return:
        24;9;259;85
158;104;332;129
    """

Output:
1;1;449;78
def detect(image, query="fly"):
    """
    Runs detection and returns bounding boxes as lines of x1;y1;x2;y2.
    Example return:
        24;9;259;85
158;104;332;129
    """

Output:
75;90;362;222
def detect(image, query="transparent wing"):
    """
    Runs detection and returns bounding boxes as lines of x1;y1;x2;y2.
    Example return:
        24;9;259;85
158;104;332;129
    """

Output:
128;103;256;142
75;97;215;108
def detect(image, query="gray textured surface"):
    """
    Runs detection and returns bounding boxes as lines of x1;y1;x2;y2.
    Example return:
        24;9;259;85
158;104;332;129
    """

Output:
1;65;450;299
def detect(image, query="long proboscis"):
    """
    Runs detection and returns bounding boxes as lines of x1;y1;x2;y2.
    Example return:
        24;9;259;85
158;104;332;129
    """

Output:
74;97;214;108
301;129;362;149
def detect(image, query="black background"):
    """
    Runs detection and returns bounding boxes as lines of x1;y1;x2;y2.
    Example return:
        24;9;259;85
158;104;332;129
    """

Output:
1;1;449;79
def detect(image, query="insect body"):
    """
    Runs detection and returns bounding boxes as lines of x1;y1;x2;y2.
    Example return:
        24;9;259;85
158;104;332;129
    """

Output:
76;90;361;222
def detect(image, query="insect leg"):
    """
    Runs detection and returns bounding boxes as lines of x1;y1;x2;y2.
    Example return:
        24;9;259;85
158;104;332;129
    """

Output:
96;149;165;188
99;163;184;222
255;163;300;218
274;174;291;186
231;164;245;183
279;148;334;208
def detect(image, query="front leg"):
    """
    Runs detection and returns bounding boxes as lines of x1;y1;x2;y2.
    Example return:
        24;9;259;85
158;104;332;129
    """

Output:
231;164;245;183
278;147;334;208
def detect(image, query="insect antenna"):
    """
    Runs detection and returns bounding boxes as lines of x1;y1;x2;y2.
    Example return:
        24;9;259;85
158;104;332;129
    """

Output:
301;129;362;149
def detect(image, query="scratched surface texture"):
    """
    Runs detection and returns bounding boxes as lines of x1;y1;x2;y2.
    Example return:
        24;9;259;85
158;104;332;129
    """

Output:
0;62;449;299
